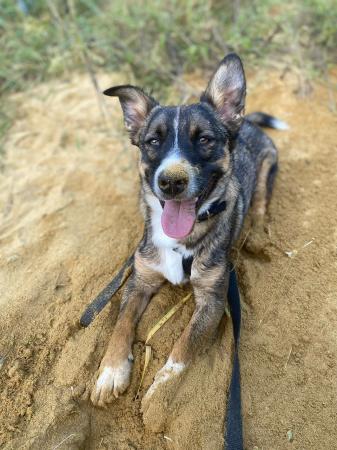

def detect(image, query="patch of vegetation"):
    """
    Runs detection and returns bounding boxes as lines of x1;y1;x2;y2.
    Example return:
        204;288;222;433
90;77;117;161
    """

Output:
0;0;336;147
0;108;12;158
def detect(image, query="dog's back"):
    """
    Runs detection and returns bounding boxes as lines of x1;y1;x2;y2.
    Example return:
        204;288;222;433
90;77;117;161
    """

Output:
232;118;278;221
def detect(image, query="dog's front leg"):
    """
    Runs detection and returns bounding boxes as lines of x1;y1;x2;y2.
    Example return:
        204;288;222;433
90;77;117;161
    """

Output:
91;251;163;407
144;262;229;400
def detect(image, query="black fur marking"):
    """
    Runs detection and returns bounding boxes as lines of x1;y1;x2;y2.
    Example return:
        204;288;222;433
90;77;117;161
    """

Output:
182;256;193;277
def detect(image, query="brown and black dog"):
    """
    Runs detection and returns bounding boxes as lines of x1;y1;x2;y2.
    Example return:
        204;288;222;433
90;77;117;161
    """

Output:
90;53;286;407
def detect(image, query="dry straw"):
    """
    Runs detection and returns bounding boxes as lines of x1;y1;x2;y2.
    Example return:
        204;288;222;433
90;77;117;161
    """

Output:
136;292;192;397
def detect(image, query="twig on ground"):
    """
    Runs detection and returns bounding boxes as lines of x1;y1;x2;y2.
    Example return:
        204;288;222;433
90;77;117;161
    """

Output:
284;345;293;370
51;433;78;450
135;292;192;397
145;293;192;344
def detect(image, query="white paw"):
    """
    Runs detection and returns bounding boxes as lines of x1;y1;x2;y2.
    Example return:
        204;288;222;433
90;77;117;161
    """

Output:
144;357;185;400
91;357;132;407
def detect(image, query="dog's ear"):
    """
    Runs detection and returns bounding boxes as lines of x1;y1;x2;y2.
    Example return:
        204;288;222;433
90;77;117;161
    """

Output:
201;53;246;134
103;85;158;145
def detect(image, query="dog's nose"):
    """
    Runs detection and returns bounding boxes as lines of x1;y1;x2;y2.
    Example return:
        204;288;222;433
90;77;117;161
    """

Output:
158;171;188;196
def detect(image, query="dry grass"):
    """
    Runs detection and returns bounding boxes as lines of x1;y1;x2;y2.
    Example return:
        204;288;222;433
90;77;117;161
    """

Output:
1;0;336;154
136;292;192;396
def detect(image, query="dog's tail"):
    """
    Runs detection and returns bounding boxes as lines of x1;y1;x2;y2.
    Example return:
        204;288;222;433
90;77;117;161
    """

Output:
245;112;289;130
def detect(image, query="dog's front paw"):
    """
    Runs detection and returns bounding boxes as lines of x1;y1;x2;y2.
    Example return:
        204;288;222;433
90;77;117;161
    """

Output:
144;358;185;400
91;356;133;407
141;358;186;432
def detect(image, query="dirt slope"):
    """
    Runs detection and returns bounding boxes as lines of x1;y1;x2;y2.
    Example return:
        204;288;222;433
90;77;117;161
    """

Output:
0;69;336;450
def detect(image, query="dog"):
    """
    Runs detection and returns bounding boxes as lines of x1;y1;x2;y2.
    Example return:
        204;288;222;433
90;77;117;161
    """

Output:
90;53;285;407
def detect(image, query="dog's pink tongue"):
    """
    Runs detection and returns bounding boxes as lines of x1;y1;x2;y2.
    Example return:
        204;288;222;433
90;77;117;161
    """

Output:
161;199;197;239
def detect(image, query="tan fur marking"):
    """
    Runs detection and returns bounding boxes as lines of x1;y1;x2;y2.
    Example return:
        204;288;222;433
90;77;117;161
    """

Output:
134;250;161;284
213;149;230;173
138;159;147;177
222;152;230;172
252;152;276;221
164;162;189;181
191;264;224;292
182;219;212;246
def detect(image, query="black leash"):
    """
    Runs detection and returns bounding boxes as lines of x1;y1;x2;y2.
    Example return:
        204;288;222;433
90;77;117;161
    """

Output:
80;254;134;327
225;264;243;450
180;257;243;448
80;255;243;447
80;198;242;446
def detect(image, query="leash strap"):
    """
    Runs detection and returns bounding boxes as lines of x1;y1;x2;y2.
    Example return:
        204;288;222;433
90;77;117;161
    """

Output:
80;254;243;448
225;264;243;450
80;254;134;327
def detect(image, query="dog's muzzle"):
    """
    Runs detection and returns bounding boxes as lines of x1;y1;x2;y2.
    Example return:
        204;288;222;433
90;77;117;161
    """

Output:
157;164;189;198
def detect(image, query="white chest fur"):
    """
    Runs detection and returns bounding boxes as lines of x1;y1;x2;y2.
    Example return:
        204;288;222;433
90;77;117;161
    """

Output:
146;194;193;285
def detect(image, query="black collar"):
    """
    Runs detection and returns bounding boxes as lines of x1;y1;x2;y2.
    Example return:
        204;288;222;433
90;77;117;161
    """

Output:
181;199;226;278
197;200;227;222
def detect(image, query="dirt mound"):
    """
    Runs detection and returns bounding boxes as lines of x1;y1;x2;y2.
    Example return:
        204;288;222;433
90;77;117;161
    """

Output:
0;69;336;450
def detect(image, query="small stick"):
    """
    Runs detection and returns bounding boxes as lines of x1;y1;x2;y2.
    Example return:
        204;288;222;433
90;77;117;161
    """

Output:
135;292;192;398
52;434;78;450
284;346;293;370
135;345;152;399
145;293;192;344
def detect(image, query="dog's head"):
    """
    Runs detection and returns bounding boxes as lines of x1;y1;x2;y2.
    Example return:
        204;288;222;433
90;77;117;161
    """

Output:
104;53;246;239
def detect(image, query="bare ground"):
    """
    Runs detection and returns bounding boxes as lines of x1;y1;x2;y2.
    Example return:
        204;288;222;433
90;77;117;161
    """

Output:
0;69;336;450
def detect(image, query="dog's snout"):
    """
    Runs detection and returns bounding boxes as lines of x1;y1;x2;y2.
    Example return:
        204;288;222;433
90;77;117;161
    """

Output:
158;169;188;196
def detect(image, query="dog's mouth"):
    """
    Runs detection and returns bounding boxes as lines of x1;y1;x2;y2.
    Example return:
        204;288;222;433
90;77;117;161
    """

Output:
161;198;197;239
159;174;219;239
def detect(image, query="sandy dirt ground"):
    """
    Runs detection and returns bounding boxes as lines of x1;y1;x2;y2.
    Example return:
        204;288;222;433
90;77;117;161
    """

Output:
0;69;336;450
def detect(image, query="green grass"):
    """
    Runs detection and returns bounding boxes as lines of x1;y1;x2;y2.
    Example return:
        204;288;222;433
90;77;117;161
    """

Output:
0;0;336;149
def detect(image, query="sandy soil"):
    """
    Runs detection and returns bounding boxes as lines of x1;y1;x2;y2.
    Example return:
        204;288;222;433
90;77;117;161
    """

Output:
0;69;336;450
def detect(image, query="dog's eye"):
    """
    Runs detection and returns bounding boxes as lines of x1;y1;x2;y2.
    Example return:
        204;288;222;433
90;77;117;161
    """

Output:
199;136;213;145
148;138;160;146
